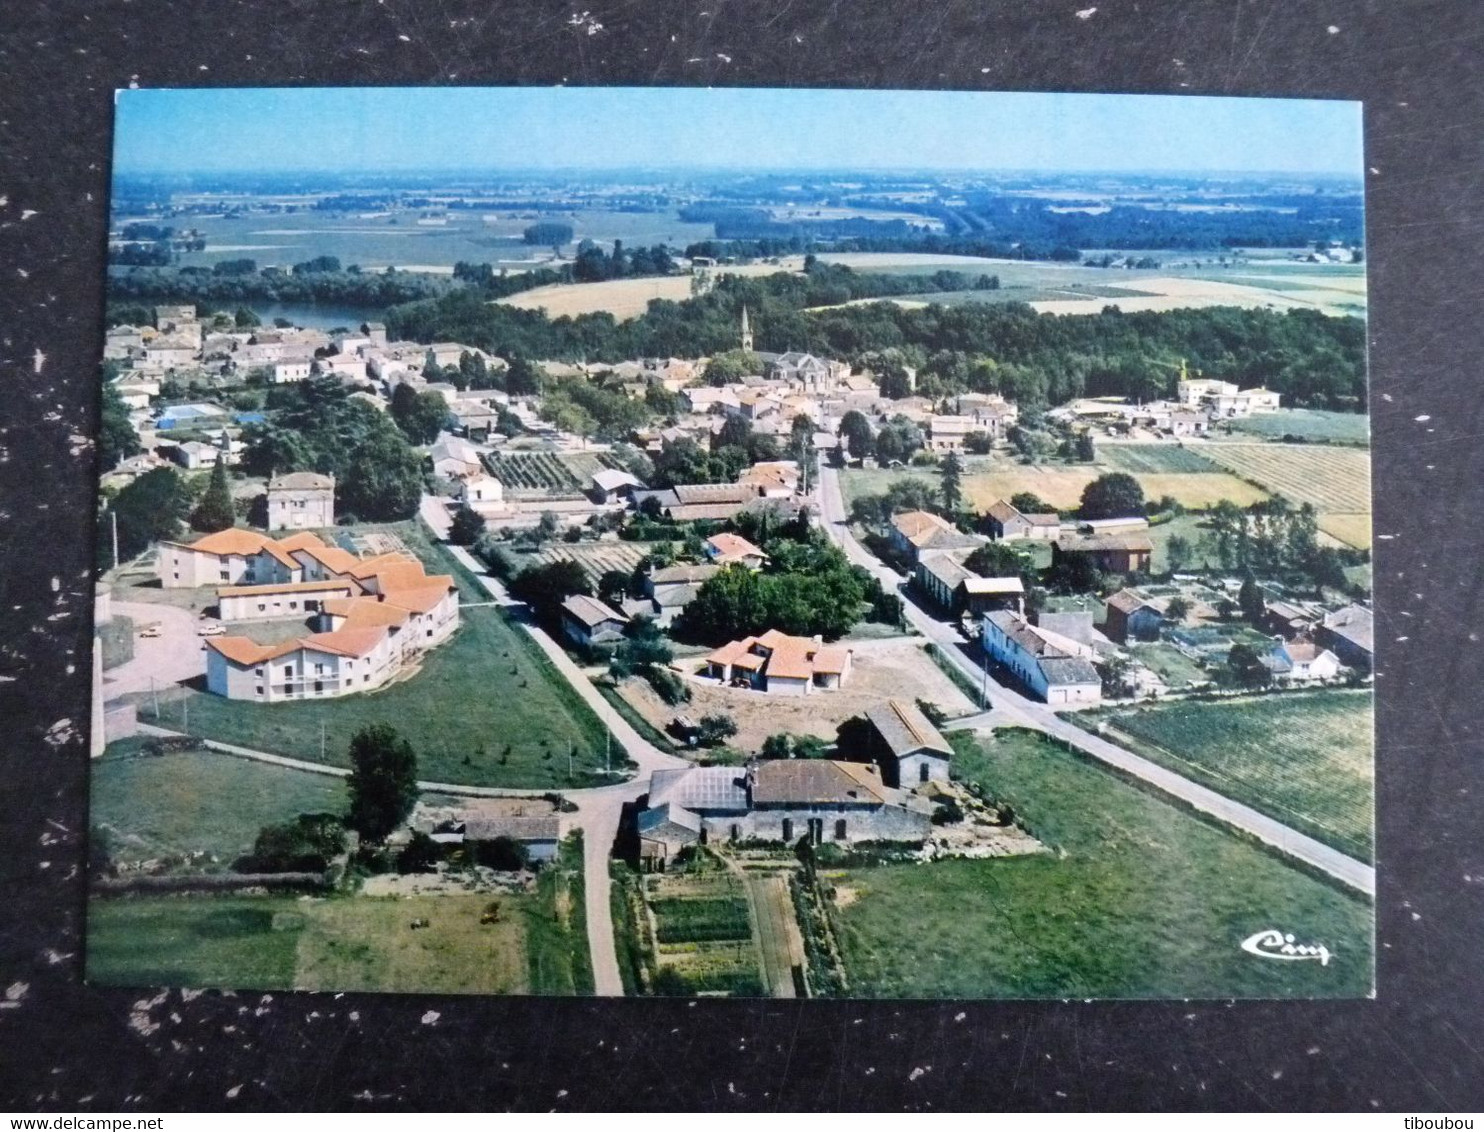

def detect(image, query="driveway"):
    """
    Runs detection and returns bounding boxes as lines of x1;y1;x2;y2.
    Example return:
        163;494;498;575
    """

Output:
103;599;206;703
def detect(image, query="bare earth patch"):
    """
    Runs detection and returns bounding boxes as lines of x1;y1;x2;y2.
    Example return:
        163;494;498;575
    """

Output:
621;640;976;753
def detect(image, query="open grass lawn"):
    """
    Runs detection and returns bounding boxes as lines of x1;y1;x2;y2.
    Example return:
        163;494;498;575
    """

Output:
91;743;347;864
1102;690;1374;860
829;728;1372;999
88;893;534;994
1126;641;1209;689
136;524;614;788
87;896;305;990
293;894;529;995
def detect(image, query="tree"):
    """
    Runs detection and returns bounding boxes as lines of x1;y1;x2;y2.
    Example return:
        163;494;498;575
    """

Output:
240;813;346;873
346;724;419;842
1166;534;1193;574
509;559;591;625
696;713;738;747
837;410;874;461
448;505;486;546
597;569;630;607
340;431;424;521
940;451;964;514
103;466;191;566
1227;643;1272;689
523;221;574;249
1074;432;1097;462
390;382;451;445
1164;595;1191;622
1010;492;1050;515
702;350;762;386
760;733;794;760
964;541;1032;582
504;355;545;397
99;381;140;470
190;457;236;533
1078;472;1145;521
234;306;261;329
875;418;924;465
397;831;441;875
1238;571;1266;624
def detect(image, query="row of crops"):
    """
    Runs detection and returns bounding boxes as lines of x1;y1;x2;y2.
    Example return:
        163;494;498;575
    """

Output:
483;450;627;498
645;871;764;996
1098;444;1222;475
523;542;651;588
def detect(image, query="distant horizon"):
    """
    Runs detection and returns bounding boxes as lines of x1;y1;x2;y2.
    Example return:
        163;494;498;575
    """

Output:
113;87;1365;180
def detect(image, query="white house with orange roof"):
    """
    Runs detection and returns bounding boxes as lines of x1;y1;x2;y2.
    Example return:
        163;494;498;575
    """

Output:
703;629;852;695
156;528;327;588
703;532;769;570
202;542;460;702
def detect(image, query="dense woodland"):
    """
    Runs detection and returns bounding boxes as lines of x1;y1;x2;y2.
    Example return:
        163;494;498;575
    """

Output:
385;267;1367;410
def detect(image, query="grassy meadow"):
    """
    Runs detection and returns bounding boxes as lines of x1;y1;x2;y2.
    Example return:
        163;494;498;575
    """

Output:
91;740;347;864
827;728;1373;999
1100;690;1374;860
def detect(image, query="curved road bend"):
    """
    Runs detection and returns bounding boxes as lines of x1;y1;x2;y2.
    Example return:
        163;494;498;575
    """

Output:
814;463;1375;898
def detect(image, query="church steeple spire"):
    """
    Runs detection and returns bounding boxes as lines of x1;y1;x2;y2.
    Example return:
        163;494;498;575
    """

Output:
740;305;754;352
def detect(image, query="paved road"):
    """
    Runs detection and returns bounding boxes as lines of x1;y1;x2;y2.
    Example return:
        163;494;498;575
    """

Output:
815;462;1376;898
441;539;687;995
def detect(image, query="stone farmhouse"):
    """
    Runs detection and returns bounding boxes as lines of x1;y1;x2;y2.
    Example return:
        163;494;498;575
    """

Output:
863;699;954;788
1103;588;1167;643
1266;639;1342;683
982;610;1102;705
266;471;335;530
984;499;1062;541
1052;532;1154;575
914;550;1024;617
560;594;630;648
1316;603;1373;669
704;629;853;695
641;563;720;627
637;759;932;867
888;509;984;565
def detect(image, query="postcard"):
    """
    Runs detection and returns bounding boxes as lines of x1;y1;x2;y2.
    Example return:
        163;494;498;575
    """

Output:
87;87;1372;999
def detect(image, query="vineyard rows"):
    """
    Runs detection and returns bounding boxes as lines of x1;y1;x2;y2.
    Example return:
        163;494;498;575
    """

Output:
1202;443;1371;514
524;542;650;588
483;450;626;498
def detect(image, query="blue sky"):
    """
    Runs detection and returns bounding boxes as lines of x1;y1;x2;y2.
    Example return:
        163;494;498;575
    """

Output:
113;87;1363;178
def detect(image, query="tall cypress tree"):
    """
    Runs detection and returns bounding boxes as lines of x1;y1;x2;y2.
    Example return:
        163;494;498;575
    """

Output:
190;457;236;533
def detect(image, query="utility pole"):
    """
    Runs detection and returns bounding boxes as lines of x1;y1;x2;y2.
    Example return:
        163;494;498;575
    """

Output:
568;741;574;781
320;719;326;763
605;729;611;776
182;695;188;735
981;641;990;710
150;676;159;721
110;511;119;572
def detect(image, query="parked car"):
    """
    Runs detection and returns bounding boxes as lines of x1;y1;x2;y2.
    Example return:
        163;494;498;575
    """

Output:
197;623;226;637
138;624;162;638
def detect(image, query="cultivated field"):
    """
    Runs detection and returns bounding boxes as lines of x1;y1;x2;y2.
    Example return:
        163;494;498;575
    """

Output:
516;541;650;589
1228;408;1370;445
1102;689;1374;860
619;640;976;753
841;464;1268;514
1097;444;1223;475
498;261;800;321
484;450;627;499
91;741;347;864
1029;275;1364;318
827;728;1373;999
643;868;764;996
1201;443;1371;547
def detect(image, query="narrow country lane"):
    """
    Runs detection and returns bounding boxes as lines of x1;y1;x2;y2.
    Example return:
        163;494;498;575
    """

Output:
814;462;1375;898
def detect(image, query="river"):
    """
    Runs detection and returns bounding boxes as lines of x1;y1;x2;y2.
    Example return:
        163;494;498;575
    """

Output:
249;300;388;332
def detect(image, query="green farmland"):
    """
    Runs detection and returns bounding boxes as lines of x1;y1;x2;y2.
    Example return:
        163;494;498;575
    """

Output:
827;728;1372;999
1101;690;1374;860
87;836;592;995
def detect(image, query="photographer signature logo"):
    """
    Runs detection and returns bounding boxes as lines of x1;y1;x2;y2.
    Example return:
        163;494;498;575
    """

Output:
1241;929;1333;966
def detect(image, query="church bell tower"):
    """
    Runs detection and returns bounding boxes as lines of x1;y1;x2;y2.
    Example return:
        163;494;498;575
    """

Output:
740;305;754;352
